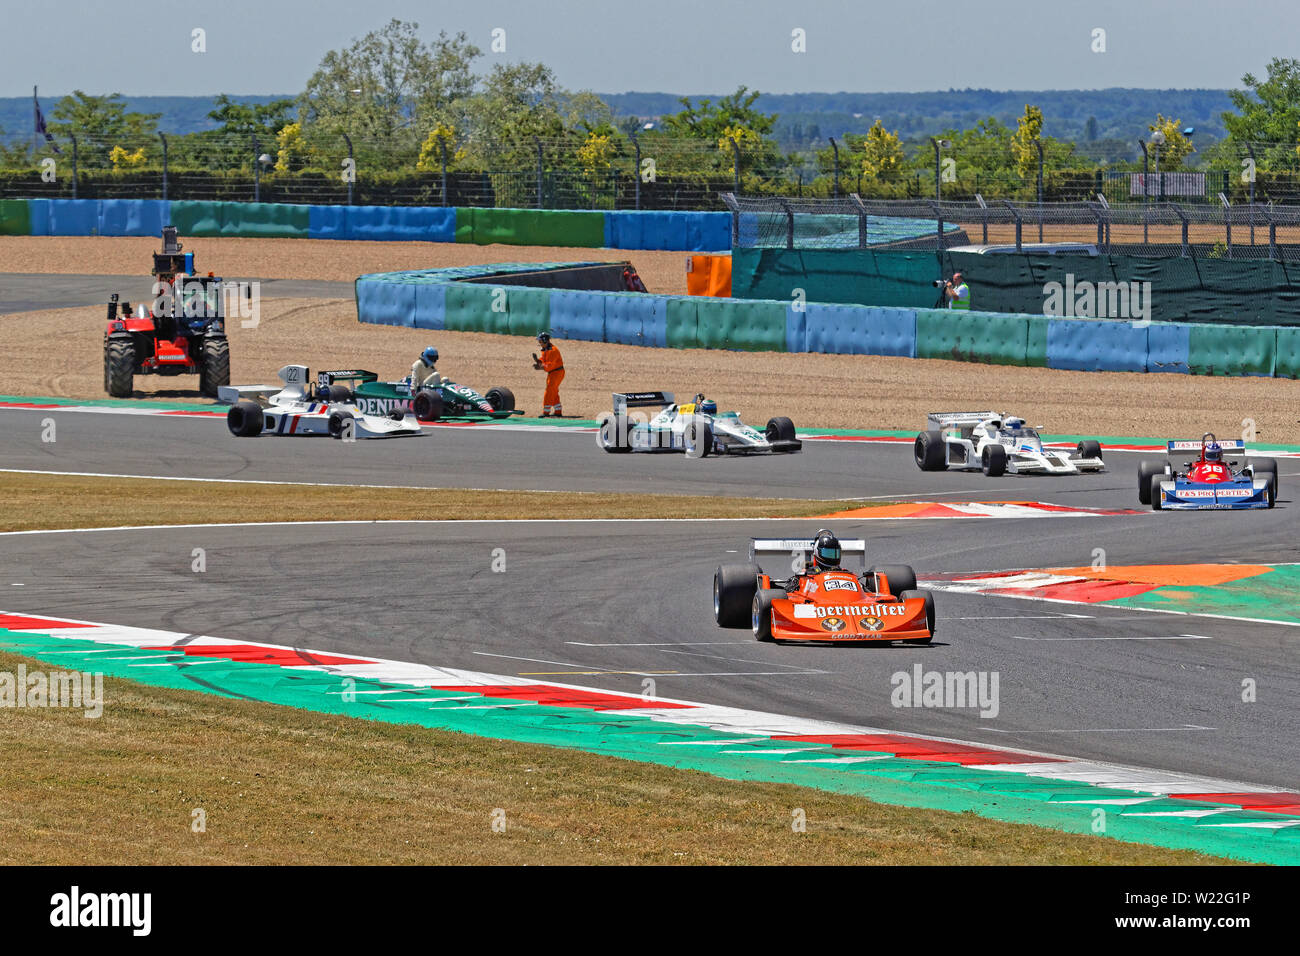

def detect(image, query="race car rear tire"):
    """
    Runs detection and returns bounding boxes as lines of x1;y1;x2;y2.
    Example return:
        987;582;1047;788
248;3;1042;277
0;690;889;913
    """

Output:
752;589;783;643
226;400;264;437
898;589;936;644
981;443;1007;477
328;410;354;439
413;389;443;421
765;416;796;443
485;386;515;412
685;419;713;458
1076;439;1102;460
597;413;631;453
1149;473;1165;510
200;336;230;398
914;431;947;471
714;563;759;628
105;338;135;398
868;565;917;597
1137;460;1165;504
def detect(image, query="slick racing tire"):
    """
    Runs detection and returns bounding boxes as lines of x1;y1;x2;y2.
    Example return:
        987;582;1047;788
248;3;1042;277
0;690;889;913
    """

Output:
685;419;713;458
485;386;515;412
981;443;1007;477
323;384;352;403
1251;457;1278;498
914;430;947;471
1149;473;1165;510
1136;460;1166;504
868;565;917;597
413;389;444;421
597;413;631;453
1076;439;1103;461
328;409;354;439
226;400;264;437
714;563;760;628
765;416;796;443
898;589;936;644
752;588;784;643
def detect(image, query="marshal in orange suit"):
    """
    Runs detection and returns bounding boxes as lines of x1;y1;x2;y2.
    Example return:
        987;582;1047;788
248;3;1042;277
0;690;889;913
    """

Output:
532;331;564;416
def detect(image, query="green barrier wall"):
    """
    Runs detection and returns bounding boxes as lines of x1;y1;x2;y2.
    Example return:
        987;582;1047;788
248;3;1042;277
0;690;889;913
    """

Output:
456;208;606;247
1188;325;1276;376
665;297;700;349
915;309;1031;365
694;299;788;352
1025;315;1049;367
731;248;940;308
169;200;311;238
1276;327;1300;379
444;282;501;333
505;286;551;337
0;199;31;235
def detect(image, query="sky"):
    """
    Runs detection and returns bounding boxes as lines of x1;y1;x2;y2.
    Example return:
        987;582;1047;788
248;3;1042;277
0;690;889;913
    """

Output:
0;0;1294;98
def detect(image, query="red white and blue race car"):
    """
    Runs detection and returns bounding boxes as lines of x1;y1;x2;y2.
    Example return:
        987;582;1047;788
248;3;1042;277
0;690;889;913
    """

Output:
1137;434;1278;510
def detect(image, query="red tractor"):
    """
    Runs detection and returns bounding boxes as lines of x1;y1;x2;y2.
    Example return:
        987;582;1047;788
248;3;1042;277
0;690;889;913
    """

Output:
103;226;231;398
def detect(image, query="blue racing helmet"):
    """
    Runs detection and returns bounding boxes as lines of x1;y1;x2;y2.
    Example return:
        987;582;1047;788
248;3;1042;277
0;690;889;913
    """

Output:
1204;441;1222;462
699;399;717;416
1004;417;1025;431
421;346;439;367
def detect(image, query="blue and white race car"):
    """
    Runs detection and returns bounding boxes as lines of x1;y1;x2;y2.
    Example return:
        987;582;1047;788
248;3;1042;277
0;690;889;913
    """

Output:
1137;434;1278;510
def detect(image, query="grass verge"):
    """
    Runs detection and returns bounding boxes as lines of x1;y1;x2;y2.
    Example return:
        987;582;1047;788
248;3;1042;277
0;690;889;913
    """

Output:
0;650;1231;865
0;471;859;532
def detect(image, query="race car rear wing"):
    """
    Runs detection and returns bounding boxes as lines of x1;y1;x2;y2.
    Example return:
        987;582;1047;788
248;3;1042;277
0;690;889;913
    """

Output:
1168;439;1247;454
926;411;1002;430
319;369;379;385
750;537;868;568
612;391;674;413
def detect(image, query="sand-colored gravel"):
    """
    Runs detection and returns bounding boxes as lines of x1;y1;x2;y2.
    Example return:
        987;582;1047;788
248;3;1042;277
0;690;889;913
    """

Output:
0;236;690;294
5;295;1299;442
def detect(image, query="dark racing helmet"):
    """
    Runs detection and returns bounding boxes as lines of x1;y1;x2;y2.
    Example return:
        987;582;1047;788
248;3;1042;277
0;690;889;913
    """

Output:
421;346;439;367
537;331;552;346
812;530;842;571
699;398;717;416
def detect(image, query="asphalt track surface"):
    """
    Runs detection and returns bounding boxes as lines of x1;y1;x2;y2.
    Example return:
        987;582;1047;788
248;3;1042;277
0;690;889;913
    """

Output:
0;273;353;313
2;405;1298;789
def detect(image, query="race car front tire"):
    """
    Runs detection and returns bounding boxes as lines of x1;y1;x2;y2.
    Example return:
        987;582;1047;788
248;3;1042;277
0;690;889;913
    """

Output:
486;386;515;412
981;443;1007;477
868;565;917;597
597;413;632;453
898;589;936;644
1149;473;1165;510
765;416;796;443
1076;439;1103;461
714;563;759;628
1251;458;1278;498
413;389;443;421
752;589;783;642
1137;460;1166;504
227;400;264;437
914;431;947;471
685;420;713;458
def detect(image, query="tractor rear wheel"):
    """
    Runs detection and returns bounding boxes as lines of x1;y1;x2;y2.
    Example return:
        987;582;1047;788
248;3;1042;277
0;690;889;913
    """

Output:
200;336;230;398
105;338;134;398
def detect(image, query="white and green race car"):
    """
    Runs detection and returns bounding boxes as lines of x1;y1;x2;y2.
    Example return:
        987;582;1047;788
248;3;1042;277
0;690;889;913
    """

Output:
597;391;801;457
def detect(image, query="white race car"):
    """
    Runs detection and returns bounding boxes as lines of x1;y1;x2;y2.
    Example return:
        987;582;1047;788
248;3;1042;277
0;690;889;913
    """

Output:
598;391;801;456
913;411;1104;476
218;364;422;439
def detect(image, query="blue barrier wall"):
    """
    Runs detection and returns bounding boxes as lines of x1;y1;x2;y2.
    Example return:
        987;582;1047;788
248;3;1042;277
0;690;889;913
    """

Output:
802;303;917;357
1145;323;1191;374
549;290;606;342
604;211;730;252
1046;319;1149;373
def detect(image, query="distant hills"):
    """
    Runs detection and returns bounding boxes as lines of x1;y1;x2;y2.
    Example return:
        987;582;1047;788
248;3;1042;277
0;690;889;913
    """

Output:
1;88;1236;150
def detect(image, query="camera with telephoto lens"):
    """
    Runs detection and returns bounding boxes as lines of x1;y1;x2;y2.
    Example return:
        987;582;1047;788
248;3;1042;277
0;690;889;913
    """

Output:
932;278;950;288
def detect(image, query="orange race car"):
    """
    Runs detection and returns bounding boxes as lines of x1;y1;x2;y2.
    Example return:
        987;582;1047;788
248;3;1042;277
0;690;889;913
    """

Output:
713;530;936;644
